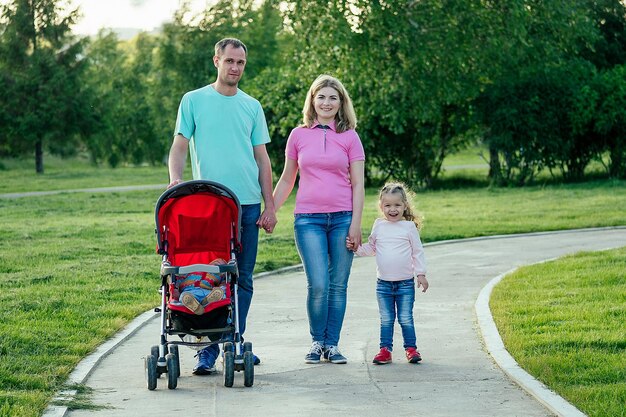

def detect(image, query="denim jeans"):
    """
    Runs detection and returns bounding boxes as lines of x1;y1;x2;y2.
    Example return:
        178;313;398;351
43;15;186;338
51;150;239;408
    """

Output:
294;211;354;347
376;278;417;350
236;203;260;337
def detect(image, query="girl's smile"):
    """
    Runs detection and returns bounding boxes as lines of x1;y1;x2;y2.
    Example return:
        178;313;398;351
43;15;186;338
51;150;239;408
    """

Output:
380;193;406;222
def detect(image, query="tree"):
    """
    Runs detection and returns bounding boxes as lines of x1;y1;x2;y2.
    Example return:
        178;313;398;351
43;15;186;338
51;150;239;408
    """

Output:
479;61;598;185
0;0;87;173
262;0;497;187
474;0;601;184
590;65;626;178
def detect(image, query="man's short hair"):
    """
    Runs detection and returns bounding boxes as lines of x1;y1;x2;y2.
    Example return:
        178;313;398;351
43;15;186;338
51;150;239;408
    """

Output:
215;38;248;57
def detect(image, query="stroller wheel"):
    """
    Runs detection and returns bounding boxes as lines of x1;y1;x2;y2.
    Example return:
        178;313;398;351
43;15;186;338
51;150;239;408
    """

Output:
224;351;235;387
243;351;254;387
168;345;180;378
224;342;234;352
166;353;178;389
145;355;157;390
243;342;252;353
151;345;163;377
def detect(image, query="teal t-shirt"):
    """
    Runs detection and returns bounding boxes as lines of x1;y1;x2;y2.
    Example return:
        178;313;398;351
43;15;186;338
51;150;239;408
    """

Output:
174;85;270;205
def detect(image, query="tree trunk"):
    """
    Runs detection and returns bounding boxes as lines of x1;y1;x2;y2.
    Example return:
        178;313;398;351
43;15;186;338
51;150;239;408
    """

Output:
488;143;500;181
35;140;44;174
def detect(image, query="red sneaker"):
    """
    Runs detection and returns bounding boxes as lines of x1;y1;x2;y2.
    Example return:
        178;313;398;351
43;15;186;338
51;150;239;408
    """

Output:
373;347;392;364
405;347;422;363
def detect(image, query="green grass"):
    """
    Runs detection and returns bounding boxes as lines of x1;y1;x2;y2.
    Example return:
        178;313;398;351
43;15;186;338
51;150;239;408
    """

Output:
0;155;177;194
490;248;626;417
0;158;625;416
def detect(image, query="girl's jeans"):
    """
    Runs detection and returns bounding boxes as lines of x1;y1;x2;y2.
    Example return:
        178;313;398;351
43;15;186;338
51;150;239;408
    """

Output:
376;278;417;350
294;211;354;347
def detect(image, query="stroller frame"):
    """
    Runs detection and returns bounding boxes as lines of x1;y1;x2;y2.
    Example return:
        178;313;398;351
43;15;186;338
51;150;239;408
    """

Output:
144;180;254;389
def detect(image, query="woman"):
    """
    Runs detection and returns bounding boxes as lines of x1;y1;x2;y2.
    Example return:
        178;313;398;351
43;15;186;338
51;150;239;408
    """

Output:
273;74;365;364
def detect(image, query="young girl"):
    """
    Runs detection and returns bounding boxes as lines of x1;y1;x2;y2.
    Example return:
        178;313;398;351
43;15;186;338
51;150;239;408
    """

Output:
347;182;428;364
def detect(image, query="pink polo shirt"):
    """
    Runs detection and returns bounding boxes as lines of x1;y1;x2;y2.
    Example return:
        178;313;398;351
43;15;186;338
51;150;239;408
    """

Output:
286;121;365;214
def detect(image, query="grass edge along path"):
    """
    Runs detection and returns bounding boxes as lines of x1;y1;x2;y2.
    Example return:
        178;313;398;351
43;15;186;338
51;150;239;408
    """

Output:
490;247;626;417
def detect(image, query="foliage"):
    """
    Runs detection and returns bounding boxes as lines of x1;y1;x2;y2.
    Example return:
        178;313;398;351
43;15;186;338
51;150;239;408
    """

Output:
473;0;607;185
578;0;626;70
1;0;626;183
0;0;89;173
588;65;626;178
478;61;600;184
82;30;164;167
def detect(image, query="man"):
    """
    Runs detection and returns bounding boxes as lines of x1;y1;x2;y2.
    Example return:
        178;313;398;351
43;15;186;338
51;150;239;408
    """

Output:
168;38;277;375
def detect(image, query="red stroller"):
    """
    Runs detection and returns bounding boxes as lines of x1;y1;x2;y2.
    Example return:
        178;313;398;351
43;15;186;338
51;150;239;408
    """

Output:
144;180;254;389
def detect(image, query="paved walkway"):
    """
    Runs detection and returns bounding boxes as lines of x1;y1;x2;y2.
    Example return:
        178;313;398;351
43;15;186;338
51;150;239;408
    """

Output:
53;228;625;417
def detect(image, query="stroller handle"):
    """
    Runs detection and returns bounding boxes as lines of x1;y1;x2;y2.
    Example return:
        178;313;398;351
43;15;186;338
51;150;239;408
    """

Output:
161;263;238;276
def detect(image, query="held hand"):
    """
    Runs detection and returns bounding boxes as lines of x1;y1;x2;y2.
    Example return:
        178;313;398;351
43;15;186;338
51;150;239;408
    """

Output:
167;178;183;189
257;209;278;234
347;224;362;251
346;237;355;251
416;275;429;293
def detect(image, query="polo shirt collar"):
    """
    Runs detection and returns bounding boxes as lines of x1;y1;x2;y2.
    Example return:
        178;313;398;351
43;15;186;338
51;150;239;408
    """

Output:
312;120;337;131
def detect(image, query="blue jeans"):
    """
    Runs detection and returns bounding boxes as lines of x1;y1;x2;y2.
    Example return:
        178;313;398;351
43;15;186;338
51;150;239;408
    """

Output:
376;278;417;350
236;203;260;337
294;211;354;347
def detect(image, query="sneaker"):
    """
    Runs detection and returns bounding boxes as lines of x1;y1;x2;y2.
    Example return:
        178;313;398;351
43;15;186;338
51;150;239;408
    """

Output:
323;345;347;364
253;354;261;365
305;341;324;364
180;292;205;315
405;347;422;363
201;287;224;306
373;347;392;365
193;346;218;375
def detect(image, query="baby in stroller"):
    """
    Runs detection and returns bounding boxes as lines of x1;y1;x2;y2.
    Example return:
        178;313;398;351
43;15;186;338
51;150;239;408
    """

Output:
173;258;228;315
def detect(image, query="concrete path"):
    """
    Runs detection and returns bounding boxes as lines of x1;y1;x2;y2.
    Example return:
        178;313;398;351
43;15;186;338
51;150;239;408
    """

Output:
0;184;165;199
58;228;625;417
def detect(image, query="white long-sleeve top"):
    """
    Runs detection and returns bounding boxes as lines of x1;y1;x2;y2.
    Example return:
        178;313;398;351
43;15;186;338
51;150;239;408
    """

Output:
355;218;427;281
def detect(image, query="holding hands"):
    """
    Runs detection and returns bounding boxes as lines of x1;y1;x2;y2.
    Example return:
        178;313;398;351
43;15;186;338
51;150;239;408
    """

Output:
257;209;277;234
346;236;357;251
416;274;429;293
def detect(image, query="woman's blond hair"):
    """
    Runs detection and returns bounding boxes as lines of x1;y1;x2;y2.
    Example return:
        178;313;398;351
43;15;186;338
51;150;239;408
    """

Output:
302;74;357;133
379;182;423;230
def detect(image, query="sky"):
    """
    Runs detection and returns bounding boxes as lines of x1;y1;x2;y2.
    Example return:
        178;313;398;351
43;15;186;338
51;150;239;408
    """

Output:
71;0;210;36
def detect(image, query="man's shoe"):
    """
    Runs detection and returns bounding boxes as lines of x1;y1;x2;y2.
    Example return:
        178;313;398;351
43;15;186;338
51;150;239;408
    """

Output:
405;347;422;363
305;341;324;364
373;347;392;365
324;345;347;364
193;346;218;375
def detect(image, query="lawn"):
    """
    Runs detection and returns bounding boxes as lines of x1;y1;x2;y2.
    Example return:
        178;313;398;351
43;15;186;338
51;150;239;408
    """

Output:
1;158;625;416
491;247;626;417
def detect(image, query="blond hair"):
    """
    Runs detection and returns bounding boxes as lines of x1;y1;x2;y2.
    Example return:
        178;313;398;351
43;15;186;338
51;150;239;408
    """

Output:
302;74;357;133
379;182;423;230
